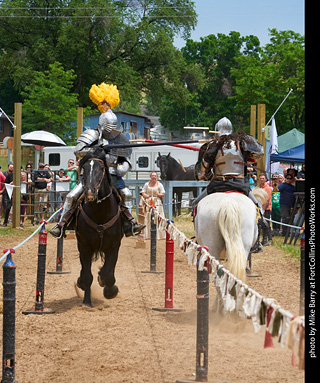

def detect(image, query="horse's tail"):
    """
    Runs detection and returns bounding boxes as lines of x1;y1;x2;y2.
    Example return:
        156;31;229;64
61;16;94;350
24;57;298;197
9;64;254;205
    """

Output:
217;197;247;281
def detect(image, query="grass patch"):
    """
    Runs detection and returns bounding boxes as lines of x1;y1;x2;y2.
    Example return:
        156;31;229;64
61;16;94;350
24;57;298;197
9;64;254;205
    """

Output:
170;213;195;238
0;225;37;238
165;213;302;262
272;236;301;261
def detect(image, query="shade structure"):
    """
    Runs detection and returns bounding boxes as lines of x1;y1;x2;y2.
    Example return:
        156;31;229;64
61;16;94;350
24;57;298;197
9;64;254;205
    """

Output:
21;130;66;147
270;143;305;164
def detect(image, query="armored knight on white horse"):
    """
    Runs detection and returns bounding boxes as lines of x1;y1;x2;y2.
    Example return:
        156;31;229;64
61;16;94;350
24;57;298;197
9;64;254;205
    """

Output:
49;83;145;239
194;117;268;281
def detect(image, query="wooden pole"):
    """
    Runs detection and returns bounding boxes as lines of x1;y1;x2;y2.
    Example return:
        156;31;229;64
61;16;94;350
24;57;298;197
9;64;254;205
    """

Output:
12;103;22;228
77;107;83;139
136;196;146;249
257;104;266;178
250;105;256;138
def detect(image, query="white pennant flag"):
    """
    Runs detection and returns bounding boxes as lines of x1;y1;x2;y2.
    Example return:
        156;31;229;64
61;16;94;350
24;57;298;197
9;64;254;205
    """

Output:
266;117;280;174
5;184;14;199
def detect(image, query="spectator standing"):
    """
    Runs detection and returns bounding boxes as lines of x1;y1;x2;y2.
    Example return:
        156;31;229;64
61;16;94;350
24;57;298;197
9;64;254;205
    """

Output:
25;163;34;221
55;169;71;221
20;171;29;228
34;163;51;223
0;163;14;226
2;162;13;178
44;164;54;216
258;173;273;245
65;158;79;190
0;166;5;224
297;163;305;180
247;165;257;189
287;168;297;183
271;179;281;235
278;173;296;237
141;172;166;240
56;168;70;200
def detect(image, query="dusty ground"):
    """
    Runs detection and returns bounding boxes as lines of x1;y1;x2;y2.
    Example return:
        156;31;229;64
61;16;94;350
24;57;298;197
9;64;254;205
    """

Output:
0;225;304;383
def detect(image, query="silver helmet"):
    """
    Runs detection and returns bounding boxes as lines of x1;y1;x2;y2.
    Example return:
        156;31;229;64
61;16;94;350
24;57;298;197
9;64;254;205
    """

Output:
99;109;120;139
215;117;233;135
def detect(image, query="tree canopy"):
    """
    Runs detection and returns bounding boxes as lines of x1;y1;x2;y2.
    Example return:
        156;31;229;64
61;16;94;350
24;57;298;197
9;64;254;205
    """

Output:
0;1;304;139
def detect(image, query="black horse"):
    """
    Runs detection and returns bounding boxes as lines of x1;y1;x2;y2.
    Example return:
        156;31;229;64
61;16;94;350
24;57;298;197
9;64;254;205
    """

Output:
157;152;197;216
76;146;123;307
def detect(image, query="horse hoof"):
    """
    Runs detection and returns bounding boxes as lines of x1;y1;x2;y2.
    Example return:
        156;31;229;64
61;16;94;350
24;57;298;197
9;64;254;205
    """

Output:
82;302;93;308
103;285;118;300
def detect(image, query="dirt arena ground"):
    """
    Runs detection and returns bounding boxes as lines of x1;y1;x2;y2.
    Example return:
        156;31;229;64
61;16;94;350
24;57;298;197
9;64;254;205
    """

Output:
0;226;304;383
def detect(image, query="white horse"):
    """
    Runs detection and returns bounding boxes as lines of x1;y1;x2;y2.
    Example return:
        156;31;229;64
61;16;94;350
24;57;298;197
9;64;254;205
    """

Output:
194;187;268;282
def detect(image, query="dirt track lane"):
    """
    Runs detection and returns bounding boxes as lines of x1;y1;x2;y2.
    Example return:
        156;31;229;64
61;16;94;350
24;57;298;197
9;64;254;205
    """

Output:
0;233;304;383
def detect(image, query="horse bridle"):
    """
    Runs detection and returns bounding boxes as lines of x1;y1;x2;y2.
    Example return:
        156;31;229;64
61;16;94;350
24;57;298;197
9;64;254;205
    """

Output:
83;157;112;203
79;157;120;251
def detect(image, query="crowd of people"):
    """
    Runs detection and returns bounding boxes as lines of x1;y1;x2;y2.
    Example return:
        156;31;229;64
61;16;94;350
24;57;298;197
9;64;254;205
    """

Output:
0;159;79;228
0;158;304;242
247;163;305;245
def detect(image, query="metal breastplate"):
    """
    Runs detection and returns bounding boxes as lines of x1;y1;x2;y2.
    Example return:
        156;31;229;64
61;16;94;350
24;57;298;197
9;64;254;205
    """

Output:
214;141;245;176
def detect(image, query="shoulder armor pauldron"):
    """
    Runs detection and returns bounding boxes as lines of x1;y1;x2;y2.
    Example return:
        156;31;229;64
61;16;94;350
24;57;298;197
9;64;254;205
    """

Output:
77;129;100;146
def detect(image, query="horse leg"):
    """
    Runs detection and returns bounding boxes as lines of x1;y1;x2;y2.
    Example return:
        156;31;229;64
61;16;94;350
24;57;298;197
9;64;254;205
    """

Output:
77;249;94;307
98;247;120;299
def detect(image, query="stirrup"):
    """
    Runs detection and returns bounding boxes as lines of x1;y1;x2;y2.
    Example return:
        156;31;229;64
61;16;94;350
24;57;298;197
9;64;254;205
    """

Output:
250;241;263;254
48;223;65;239
125;222;146;237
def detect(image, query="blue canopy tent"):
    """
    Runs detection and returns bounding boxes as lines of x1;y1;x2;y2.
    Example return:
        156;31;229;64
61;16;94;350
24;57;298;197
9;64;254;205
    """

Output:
270;143;305;163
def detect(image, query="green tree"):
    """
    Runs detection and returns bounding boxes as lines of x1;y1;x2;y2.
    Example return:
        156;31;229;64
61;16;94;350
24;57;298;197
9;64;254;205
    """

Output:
158;32;261;132
231;29;305;134
0;0;197;114
21;62;84;143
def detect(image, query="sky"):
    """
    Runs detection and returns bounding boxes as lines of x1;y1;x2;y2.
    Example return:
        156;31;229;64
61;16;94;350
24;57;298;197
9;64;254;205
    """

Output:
174;0;305;49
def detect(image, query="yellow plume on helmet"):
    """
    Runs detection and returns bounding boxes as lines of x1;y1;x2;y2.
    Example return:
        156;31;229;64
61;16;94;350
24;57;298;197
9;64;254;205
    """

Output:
89;83;120;113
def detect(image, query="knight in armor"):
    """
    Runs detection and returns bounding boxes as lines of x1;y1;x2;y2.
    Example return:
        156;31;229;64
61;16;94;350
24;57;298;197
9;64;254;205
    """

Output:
193;116;264;217
49;82;145;239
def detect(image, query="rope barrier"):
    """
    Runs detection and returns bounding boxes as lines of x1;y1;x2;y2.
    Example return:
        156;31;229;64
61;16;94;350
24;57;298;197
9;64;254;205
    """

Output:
0;208;62;264
140;197;305;369
145;195;304;231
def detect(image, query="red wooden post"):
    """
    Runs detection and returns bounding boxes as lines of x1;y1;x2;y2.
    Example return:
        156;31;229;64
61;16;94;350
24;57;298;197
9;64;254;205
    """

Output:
22;221;55;315
165;229;174;309
152;222;183;312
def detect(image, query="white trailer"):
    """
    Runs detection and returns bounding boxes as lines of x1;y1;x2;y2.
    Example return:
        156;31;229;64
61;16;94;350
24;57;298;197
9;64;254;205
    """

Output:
43;146;77;171
129;144;200;180
43;143;200;177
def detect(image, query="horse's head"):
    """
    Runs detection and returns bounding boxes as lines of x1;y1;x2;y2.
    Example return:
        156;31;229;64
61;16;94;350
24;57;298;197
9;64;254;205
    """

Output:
157;152;171;180
80;146;111;203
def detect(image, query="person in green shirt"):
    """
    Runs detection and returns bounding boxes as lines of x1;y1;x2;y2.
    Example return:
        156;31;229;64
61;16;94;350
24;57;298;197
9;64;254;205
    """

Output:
271;176;281;234
65;158;79;190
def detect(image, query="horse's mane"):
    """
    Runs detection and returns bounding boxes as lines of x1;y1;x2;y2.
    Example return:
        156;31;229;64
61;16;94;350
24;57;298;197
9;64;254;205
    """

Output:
208;131;249;150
